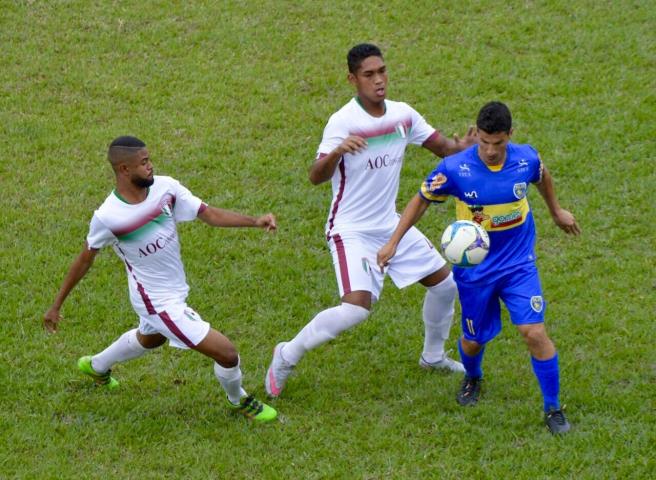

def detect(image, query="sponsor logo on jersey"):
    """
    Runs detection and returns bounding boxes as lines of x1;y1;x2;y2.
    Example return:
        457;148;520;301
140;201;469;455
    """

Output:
490;209;522;228
138;230;176;258
464;190;478;199
468;205;489;224
429;173;447;190
517;158;529;173
458;163;472;177
513;182;527;199
365;154;403;170
530;295;544;313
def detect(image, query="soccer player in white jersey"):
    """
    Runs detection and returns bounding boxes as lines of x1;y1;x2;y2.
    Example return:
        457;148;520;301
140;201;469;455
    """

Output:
266;43;477;398
44;136;277;422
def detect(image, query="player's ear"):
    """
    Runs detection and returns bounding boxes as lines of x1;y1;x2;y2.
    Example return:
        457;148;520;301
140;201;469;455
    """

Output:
347;72;357;86
508;128;513;138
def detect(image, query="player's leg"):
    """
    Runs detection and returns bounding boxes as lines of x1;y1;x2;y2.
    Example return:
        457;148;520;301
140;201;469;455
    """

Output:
386;227;462;372
79;322;166;389
503;266;569;434
266;234;376;397
454;280;501;406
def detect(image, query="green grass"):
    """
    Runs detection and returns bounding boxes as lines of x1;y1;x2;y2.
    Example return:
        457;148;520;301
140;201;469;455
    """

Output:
1;0;655;478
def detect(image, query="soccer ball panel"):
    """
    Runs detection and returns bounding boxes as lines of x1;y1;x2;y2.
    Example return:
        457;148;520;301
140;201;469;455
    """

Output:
440;220;490;267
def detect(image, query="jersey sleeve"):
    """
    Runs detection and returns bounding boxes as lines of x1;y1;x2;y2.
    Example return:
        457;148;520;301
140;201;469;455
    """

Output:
419;161;453;203
86;213;116;250
526;145;544;184
171;179;204;223
407;105;437;146
316;114;348;157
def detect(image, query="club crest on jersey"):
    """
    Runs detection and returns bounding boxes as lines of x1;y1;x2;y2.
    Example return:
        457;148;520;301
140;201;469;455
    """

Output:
161;204;173;217
513;182;527;199
429;173;447;190
530;295;544;313
395;122;407;138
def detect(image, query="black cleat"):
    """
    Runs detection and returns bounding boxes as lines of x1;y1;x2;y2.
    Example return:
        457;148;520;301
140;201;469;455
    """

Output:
456;376;482;406
545;408;571;435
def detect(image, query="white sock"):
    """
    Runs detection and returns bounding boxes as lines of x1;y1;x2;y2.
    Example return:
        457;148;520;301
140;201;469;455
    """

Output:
91;328;149;373
214;358;247;404
422;273;457;363
282;303;370;365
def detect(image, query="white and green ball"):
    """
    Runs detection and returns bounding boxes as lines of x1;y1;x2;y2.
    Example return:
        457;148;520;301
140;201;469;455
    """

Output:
440;220;490;267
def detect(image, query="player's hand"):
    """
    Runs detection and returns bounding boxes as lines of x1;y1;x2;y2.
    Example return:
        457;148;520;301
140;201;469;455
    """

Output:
377;242;397;272
256;213;277;232
43;306;62;334
453;126;477;147
336;136;367;155
552;208;581;235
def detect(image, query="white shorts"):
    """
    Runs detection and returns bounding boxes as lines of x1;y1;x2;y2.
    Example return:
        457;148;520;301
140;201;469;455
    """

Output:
328;226;446;301
138;303;211;349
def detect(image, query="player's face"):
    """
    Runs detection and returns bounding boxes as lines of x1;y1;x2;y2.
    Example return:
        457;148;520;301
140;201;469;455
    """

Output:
477;129;512;166
349;56;387;106
129;148;154;188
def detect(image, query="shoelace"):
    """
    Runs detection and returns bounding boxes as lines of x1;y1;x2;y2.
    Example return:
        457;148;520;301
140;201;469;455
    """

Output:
546;410;566;424
240;395;264;415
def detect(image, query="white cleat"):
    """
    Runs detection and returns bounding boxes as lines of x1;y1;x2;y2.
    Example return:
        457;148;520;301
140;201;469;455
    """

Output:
265;342;295;398
419;354;465;374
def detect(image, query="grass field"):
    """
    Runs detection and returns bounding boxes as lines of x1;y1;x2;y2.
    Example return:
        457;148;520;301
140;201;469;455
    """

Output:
1;1;655;478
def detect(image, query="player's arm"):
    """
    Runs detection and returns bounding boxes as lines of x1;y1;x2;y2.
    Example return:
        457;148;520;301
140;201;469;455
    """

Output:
198;205;276;232
422;127;477;158
534;165;581;235
44;243;99;333
377;194;431;269
308;135;367;185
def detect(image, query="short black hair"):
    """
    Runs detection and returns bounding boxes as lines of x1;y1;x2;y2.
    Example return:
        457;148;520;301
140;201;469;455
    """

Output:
476;102;512;134
109;136;146;148
347;43;383;73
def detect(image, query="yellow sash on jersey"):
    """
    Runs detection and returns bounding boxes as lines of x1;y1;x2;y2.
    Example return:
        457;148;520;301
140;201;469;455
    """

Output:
455;197;530;232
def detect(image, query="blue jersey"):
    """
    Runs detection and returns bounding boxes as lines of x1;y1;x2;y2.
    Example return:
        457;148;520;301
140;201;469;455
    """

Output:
420;143;543;285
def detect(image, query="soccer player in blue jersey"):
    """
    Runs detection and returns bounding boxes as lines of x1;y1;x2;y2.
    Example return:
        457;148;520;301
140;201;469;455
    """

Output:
377;101;580;434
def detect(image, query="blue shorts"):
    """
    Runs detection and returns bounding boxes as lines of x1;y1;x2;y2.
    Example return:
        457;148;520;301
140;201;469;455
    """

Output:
458;265;546;344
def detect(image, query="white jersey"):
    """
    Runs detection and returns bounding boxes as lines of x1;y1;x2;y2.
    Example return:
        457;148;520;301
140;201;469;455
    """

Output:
317;98;438;237
86;175;205;316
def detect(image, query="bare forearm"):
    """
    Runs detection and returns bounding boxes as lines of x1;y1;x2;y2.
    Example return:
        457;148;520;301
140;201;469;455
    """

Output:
389;195;430;246
199;206;258;228
535;167;561;216
309;150;343;185
51;250;95;309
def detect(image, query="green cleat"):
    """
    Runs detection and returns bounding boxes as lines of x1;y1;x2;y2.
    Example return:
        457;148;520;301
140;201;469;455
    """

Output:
227;395;277;423
77;356;119;390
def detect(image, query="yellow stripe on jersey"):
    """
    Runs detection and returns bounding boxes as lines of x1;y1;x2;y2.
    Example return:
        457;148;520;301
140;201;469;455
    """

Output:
420;181;448;202
455;197;530;232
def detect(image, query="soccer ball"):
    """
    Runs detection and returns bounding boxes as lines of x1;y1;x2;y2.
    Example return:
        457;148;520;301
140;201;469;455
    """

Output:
440;220;490;267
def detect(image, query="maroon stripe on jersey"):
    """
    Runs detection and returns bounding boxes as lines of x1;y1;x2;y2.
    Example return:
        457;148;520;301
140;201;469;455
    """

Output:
198;203;208;215
118;247;157;315
159;310;196;348
333;234;351;295
113;193;175;237
421;130;441;146
351;118;412;140
326;158;346;240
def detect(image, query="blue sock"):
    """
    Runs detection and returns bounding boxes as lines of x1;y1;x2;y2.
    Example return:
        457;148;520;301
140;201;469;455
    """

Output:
458;338;484;379
531;353;560;412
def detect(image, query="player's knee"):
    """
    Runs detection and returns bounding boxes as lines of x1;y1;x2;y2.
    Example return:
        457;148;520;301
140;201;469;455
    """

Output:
519;324;549;348
216;346;239;368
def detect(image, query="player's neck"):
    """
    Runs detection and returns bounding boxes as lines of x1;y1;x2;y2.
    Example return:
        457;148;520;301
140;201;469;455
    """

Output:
355;96;386;117
114;181;149;204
